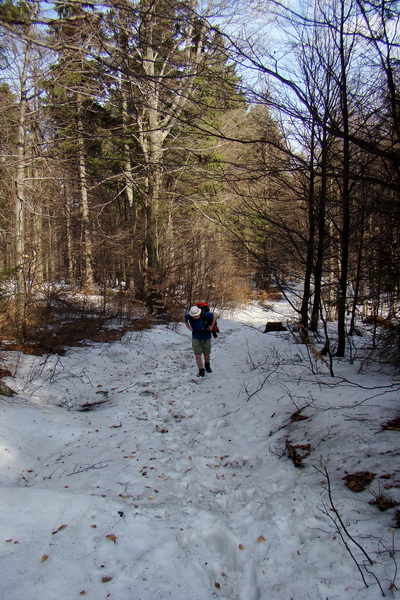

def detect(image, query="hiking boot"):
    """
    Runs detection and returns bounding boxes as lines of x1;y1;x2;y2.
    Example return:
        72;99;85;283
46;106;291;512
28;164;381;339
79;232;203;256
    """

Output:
197;368;205;377
205;363;212;373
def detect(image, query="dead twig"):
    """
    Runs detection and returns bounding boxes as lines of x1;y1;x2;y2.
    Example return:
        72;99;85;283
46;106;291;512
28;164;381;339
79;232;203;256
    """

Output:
65;461;109;476
316;466;389;596
319;466;374;565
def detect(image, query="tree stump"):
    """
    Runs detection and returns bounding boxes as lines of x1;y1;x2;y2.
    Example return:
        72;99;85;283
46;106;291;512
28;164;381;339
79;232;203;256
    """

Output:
264;321;287;333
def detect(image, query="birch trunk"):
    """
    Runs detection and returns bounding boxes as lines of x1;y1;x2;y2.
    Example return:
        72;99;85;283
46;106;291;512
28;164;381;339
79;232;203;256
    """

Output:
14;41;30;341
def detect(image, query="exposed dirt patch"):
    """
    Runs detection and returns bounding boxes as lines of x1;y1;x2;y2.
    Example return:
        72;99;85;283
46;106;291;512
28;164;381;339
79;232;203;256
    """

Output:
286;442;311;468
0;368;12;378
1;314;157;356
343;471;376;492
290;410;310;422
383;416;400;431
79;399;110;412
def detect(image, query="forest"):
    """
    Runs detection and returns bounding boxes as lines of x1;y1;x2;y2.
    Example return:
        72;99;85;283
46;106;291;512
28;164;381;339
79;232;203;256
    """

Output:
0;0;399;362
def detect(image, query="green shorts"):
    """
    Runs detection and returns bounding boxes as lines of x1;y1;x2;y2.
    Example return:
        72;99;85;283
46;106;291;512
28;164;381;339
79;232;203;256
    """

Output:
192;337;211;355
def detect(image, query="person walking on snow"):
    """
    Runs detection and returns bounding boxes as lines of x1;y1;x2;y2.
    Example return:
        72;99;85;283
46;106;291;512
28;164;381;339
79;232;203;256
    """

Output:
185;305;219;377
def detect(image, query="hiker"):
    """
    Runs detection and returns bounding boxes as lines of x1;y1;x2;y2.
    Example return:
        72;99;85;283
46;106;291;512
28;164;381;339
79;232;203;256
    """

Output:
185;305;219;377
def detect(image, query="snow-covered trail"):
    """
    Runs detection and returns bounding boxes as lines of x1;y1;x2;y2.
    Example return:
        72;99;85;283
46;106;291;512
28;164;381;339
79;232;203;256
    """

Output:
1;306;398;600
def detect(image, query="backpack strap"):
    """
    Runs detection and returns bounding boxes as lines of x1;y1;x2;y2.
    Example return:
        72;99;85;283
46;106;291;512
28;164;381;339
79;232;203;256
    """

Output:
189;314;210;332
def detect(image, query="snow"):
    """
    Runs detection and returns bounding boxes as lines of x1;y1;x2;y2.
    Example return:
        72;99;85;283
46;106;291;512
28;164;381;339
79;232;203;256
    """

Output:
0;301;399;600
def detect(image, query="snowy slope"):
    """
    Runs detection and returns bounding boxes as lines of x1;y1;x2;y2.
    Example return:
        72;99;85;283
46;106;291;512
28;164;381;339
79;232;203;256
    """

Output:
0;302;399;600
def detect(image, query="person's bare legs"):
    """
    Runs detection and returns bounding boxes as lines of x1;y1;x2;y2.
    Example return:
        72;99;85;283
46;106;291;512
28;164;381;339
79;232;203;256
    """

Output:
195;354;204;370
204;354;212;372
194;346;211;375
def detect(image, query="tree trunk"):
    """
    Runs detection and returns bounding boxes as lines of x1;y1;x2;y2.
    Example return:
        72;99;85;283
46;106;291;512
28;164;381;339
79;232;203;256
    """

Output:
121;90;145;298
14;42;30;341
349;207;365;335
64;182;75;283
299;124;316;334
336;0;351;357
145;160;162;272
77;93;95;289
310;128;328;331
